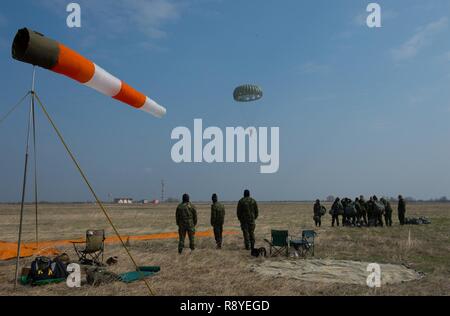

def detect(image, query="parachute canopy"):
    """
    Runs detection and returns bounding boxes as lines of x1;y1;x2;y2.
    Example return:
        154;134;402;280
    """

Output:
233;84;263;102
12;28;166;118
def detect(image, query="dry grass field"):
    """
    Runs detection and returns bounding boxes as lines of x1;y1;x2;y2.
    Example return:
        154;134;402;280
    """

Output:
0;202;449;296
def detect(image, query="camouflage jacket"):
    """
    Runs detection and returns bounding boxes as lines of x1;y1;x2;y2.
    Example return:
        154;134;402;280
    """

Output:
331;201;343;215
385;201;393;215
398;199;406;213
359;199;367;212
313;203;322;216
237;197;258;223
176;202;198;228
211;202;225;226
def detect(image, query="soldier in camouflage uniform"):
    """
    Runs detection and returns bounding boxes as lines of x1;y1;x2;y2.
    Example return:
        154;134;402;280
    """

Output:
176;193;198;254
366;196;375;226
398;195;406;225
210;193;225;249
354;197;362;226
313;199;322;227
358;195;368;226
381;197;393;227
331;197;343;227
368;195;384;227
237;190;259;250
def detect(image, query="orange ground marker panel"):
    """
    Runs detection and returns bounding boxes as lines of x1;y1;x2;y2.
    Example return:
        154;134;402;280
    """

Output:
0;230;239;261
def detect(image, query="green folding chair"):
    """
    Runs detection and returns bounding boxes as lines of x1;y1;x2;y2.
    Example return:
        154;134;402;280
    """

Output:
290;230;317;257
264;230;289;257
72;230;105;266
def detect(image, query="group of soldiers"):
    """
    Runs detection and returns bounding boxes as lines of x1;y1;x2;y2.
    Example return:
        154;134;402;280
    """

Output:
175;190;258;254
313;195;407;228
175;191;408;253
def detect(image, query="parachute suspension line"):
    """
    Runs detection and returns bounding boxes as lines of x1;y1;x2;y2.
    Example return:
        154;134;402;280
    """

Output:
0;91;30;127
13;91;34;289
31;67;39;249
33;93;155;296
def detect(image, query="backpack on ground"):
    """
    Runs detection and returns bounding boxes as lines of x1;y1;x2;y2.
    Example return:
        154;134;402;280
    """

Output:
28;256;69;285
29;256;53;284
50;257;70;279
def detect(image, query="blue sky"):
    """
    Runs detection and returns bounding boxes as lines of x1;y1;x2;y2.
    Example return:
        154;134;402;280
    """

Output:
0;0;449;202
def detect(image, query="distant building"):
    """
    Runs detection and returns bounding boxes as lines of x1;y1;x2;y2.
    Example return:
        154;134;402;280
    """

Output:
138;199;160;205
114;198;133;204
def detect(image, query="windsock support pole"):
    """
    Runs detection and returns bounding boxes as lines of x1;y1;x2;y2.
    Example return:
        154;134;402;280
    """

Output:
33;93;155;296
13;68;35;289
30;67;39;250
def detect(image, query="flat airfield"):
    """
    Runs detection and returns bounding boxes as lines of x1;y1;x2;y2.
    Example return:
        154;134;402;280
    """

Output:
0;202;449;296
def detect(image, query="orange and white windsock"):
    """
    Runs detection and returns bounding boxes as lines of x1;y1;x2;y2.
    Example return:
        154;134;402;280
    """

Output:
11;28;166;118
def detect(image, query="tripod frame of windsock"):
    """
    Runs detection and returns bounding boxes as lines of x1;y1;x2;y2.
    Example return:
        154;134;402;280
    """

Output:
11;28;166;118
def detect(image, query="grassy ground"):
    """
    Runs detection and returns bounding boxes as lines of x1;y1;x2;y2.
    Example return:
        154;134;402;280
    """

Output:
0;202;449;296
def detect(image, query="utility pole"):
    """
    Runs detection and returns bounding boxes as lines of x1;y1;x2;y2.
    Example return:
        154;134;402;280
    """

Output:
161;179;165;203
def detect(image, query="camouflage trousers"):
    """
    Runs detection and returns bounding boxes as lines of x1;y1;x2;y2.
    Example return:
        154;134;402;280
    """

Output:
358;213;368;225
178;226;195;252
331;214;340;227
240;222;256;250
213;225;223;247
398;211;405;225
314;215;321;227
384;213;393;226
368;213;384;227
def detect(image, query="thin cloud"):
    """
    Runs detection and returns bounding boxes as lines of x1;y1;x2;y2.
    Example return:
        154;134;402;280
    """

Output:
299;62;330;75
354;9;397;27
391;17;448;61
40;0;186;40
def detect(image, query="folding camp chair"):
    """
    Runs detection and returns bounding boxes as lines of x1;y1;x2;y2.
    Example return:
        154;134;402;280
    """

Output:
72;230;105;266
264;230;289;257
290;230;317;257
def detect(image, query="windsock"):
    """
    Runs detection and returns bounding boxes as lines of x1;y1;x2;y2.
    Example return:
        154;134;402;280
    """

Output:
11;28;166;118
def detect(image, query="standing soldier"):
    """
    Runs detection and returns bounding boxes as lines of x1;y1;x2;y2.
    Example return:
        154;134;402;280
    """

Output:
313;199;322;227
331;197;343;227
372;195;384;227
366;196;375;226
355;197;362;226
398;195;406;225
176;193;197;254
381;197;393;227
359;195;368;226
210;193;225;249
237;190;259;250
